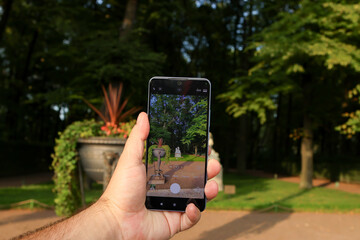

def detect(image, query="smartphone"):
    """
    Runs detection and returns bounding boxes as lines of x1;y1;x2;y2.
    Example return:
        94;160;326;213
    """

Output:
145;76;211;212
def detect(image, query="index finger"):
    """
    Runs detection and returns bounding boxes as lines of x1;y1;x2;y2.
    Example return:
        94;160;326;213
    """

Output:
207;159;221;179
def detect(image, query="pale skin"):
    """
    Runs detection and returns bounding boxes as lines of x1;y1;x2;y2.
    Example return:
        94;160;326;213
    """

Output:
19;112;221;240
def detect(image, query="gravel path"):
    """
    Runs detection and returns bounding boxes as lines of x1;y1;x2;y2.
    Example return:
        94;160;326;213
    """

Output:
1;209;359;240
1;172;360;239
173;210;360;240
0;209;60;239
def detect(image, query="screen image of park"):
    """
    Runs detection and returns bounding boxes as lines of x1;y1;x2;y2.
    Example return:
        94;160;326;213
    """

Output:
146;93;208;199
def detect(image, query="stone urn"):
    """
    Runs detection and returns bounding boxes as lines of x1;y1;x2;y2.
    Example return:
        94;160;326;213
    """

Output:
77;137;126;183
152;148;166;176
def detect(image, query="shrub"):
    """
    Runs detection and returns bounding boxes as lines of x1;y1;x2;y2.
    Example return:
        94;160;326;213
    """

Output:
51;119;135;216
147;145;171;164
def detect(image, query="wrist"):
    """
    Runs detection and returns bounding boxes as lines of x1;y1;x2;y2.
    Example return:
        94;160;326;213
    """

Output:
97;195;150;240
26;198;122;240
91;197;123;240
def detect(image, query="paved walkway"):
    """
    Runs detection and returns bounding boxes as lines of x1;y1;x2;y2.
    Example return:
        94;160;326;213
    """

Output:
173;210;360;240
1;172;360;239
1;209;359;240
0;209;60;239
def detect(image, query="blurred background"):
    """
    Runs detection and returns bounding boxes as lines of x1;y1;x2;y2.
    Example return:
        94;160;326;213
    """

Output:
0;0;359;185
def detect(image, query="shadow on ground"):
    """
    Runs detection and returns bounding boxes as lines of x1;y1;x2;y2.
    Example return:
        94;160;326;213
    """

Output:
198;212;291;240
199;186;310;240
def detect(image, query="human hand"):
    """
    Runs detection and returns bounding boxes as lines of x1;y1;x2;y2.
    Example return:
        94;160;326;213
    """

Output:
99;112;221;239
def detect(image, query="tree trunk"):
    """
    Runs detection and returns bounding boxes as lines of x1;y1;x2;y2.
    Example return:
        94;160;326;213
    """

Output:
236;115;247;174
231;0;241;69
284;93;292;158
119;0;137;39
300;114;313;189
0;0;13;41
22;30;38;82
248;0;253;37
248;113;260;170
272;93;282;174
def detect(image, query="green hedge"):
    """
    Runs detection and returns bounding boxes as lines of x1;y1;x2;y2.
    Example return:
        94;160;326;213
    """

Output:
51;119;135;216
147;145;170;164
52;120;103;216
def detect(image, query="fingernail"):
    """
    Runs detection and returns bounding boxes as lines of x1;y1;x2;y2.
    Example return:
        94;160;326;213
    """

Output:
136;112;142;124
136;112;145;128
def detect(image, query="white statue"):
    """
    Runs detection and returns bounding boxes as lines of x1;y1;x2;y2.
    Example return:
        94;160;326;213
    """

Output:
175;147;181;158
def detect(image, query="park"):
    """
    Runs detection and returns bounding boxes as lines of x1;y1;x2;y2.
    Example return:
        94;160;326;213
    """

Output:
0;0;360;239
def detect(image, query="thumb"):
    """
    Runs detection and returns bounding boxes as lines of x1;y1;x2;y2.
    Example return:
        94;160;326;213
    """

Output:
118;112;149;168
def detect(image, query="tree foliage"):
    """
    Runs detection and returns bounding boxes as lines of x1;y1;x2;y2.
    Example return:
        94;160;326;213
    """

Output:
221;0;360;123
336;84;360;137
2;0;360;194
220;0;360;187
149;94;207;155
181;99;208;153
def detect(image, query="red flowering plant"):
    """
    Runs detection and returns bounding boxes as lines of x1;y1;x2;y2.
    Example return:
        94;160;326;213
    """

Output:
83;82;142;138
156;138;163;147
52;83;141;216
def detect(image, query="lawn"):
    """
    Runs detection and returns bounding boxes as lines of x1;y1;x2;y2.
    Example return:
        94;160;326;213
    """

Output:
168;154;205;162
149;154;205;163
0;182;102;209
1;174;360;212
207;174;360;213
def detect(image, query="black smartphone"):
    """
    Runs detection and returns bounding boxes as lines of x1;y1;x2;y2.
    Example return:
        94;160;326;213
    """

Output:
145;76;211;212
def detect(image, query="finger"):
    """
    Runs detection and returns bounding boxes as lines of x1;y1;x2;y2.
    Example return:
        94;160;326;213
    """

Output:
180;203;201;232
207;159;221;180
118;112;149;168
205;180;218;201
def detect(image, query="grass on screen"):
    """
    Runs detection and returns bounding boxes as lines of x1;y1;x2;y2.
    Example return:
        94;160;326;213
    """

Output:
168;154;205;162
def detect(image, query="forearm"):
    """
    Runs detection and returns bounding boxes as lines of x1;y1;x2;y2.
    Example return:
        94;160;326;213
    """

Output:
17;200;120;240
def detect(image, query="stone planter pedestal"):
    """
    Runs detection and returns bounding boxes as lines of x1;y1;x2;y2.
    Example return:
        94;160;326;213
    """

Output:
77;137;126;187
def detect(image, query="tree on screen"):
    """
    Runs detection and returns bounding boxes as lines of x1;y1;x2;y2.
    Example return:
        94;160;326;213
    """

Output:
181;99;207;156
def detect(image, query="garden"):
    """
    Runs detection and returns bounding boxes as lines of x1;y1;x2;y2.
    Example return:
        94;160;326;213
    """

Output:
1;0;360;226
1;174;360;213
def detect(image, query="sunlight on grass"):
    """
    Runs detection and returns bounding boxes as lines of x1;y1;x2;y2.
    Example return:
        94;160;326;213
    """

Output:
207;174;360;212
168;154;205;162
0;182;103;209
1;174;359;212
0;183;55;208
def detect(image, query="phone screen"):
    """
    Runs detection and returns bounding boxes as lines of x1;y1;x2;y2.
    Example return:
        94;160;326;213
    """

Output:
145;77;211;212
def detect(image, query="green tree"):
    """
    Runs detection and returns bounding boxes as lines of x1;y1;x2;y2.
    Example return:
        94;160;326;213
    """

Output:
220;0;360;188
0;0;164;143
336;84;360;137
181;99;208;156
148;95;179;145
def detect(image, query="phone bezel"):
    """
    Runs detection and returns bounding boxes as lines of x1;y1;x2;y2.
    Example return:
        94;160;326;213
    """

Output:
145;76;211;212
